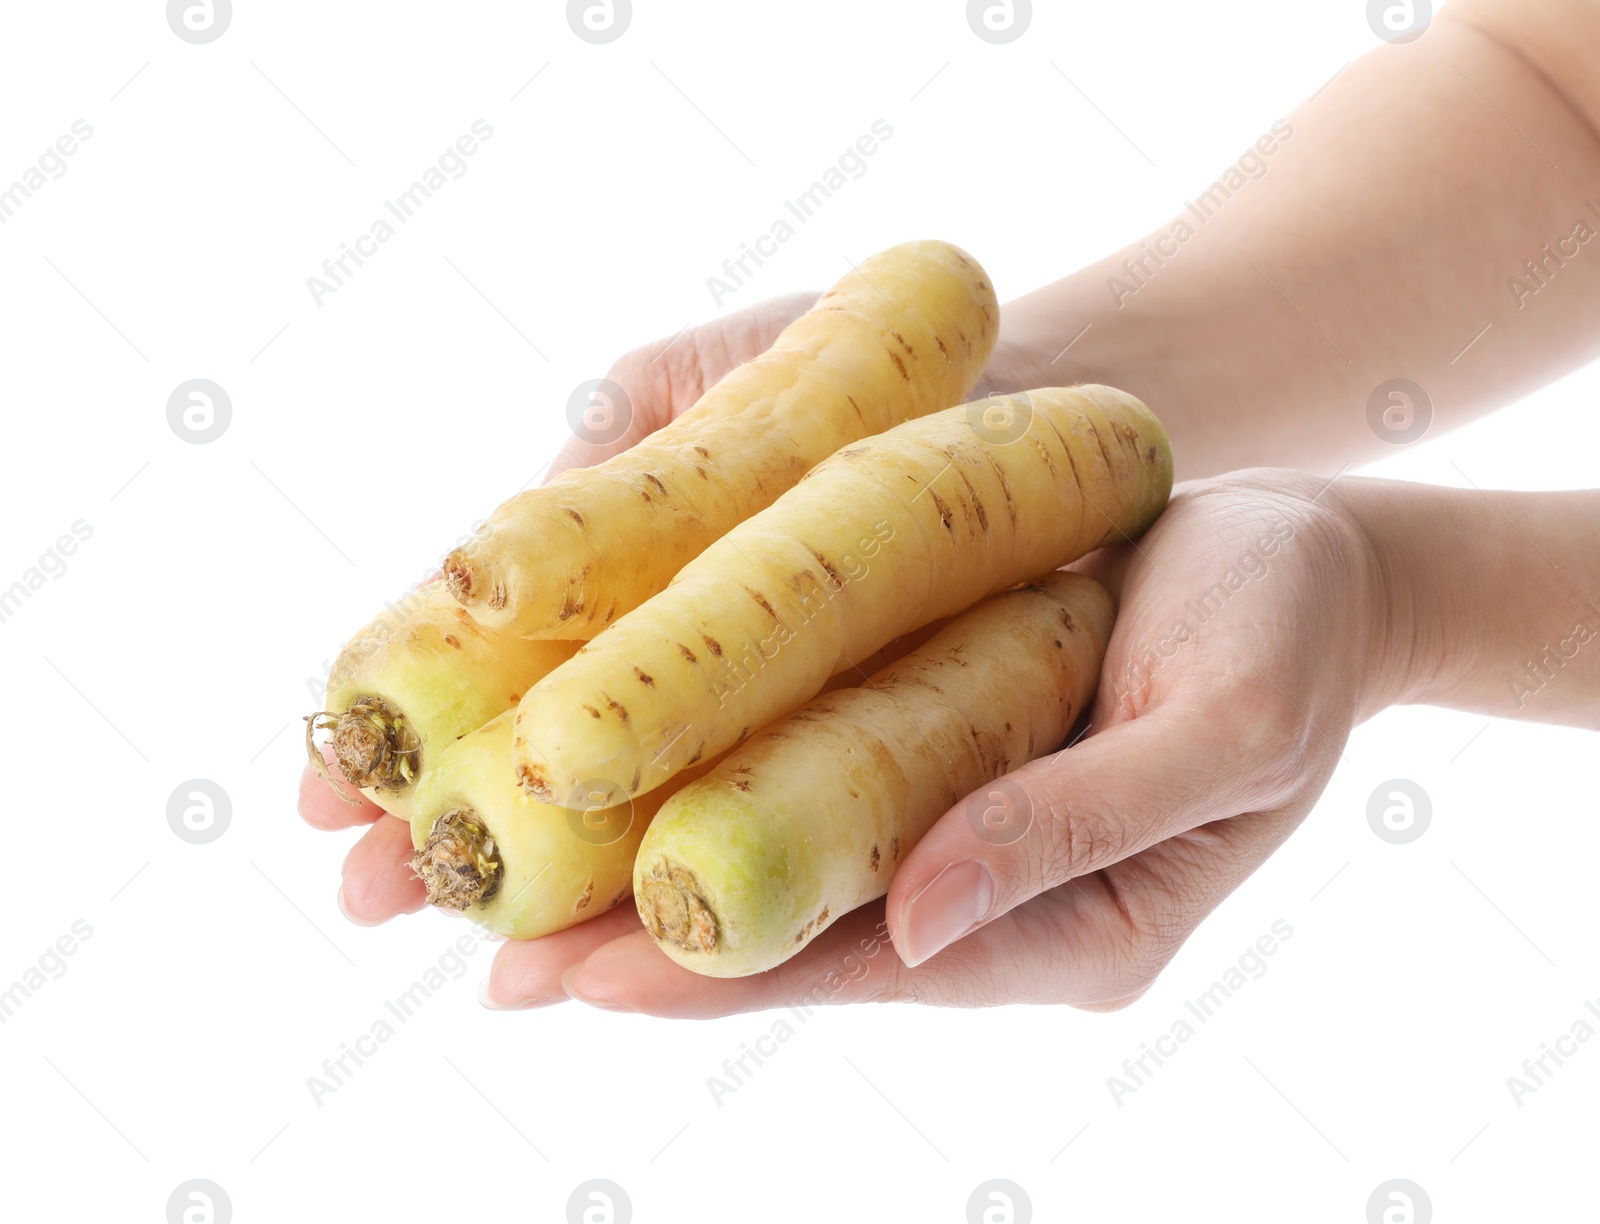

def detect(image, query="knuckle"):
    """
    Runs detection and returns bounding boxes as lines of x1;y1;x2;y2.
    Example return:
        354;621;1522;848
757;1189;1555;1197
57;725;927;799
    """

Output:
1062;874;1197;1007
609;328;721;422
605;343;649;379
1098;657;1158;722
1226;680;1315;805
603;345;658;402
1036;789;1126;882
1085;924;1182;1007
1125;914;1189;983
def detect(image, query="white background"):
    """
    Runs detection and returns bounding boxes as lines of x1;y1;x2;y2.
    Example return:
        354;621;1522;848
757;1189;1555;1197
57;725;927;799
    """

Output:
2;2;1595;1221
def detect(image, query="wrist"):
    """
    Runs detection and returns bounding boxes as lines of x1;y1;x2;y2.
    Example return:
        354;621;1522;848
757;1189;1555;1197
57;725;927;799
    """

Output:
1324;479;1461;716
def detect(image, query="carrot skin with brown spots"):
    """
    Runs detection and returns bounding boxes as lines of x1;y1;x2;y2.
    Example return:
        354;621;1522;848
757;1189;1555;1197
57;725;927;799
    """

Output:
633;574;1114;976
444;240;999;637
309;581;577;820
512;384;1171;803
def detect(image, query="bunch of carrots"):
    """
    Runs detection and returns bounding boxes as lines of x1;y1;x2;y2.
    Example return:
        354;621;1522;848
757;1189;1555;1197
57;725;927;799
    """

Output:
307;240;1173;978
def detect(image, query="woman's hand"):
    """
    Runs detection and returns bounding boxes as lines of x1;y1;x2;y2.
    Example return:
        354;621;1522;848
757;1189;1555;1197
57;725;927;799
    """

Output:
481;469;1400;1014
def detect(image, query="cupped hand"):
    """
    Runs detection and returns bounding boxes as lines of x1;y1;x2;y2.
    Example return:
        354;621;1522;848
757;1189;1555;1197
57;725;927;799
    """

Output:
298;301;1388;1018
482;469;1397;1014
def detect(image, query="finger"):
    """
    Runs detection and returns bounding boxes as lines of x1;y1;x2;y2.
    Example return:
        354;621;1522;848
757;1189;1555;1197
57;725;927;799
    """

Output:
338;814;427;924
551;808;1296;1017
546;291;818;478
558;902;906;1019
482;903;643;1010
887;705;1269;968
298;756;385;830
559;894;1121;1016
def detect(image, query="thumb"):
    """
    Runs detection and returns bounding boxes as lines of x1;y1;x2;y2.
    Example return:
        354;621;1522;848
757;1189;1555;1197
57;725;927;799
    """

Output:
886;706;1260;968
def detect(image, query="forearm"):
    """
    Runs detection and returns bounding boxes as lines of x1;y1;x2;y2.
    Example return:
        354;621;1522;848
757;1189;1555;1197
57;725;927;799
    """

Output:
1335;478;1600;727
994;3;1600;479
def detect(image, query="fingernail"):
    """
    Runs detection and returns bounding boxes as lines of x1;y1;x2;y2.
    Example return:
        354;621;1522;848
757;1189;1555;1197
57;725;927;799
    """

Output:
477;977;558;1011
561;966;635;1013
336;884;382;928
897;861;995;968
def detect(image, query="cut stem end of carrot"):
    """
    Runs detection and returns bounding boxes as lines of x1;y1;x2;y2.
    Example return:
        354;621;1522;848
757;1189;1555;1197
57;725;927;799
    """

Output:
636;863;718;954
412;809;503;911
305;696;420;795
